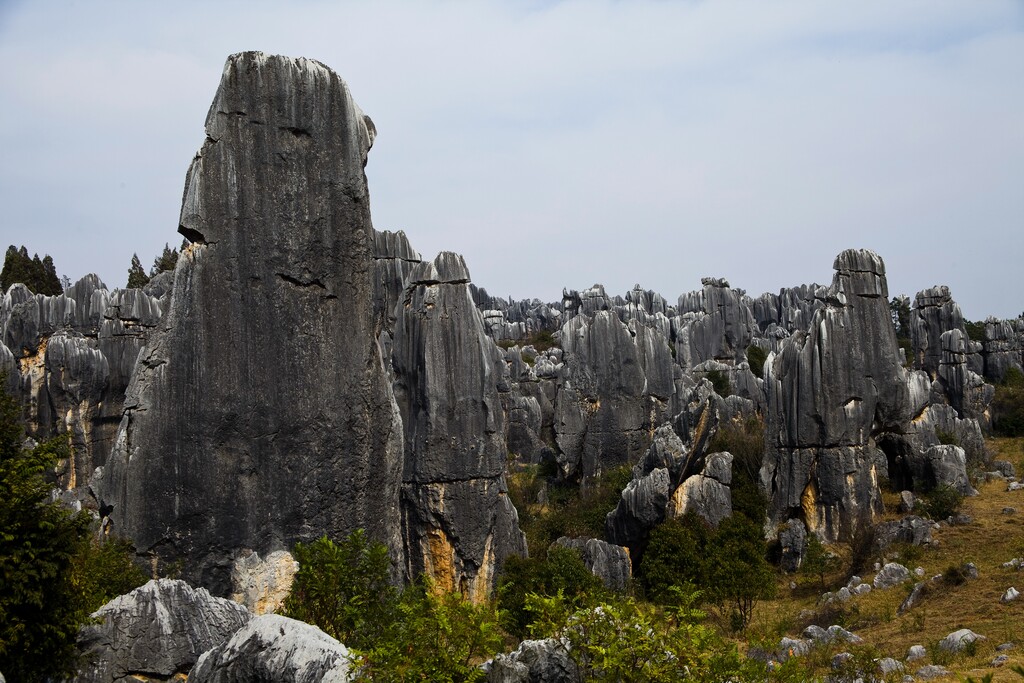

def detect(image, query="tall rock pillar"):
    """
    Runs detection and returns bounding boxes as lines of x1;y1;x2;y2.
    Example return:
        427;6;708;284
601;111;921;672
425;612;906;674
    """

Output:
97;52;404;592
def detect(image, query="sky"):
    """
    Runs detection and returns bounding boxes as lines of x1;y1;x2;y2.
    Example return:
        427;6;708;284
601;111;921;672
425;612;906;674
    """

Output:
1;1;1021;319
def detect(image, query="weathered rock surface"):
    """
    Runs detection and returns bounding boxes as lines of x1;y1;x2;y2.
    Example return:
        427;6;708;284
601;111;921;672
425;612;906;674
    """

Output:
74;579;251;682
188;614;352;683
96;52;406;592
483;638;576;683
761;250;911;541
554;537;632;591
939;628;985;653
229;549;299;615
393;252;526;600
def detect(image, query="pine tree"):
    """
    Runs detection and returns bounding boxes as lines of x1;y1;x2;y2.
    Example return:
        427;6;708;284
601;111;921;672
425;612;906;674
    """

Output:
150;243;179;276
127;253;150;289
0;245;64;295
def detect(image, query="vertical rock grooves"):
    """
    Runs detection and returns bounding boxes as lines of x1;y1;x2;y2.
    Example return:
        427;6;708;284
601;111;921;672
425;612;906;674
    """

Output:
97;52;405;592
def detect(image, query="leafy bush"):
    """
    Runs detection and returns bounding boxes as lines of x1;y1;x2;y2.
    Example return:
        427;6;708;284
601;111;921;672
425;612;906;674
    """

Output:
746;345;768;379
705;369;732;397
0;384;90;680
963;320;987;343
800;534;841;590
920;484;964;521
709;416;767;523
936;429;960;446
356;580;502;683
285;530;502;683
283;531;398;649
639;513;775;631
993;367;1024;437
498;544;604;637
70;536;148;615
524;589;749;682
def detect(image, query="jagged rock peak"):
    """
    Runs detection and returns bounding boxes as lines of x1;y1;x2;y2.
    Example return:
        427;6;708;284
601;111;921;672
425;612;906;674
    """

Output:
97;51;405;592
407;251;472;286
834;248;885;275
372;229;421;261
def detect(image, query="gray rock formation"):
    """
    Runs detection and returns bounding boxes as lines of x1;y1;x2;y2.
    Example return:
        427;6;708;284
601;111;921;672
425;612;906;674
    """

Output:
188;614;352;683
925;444;977;496
74;579;251;682
554;537;632;591
936;328;993;423
874;562;911;589
778;518;807;573
96;52;406;592
761;250;911;541
483;638;577;683
393;252;526;600
911;286;972;376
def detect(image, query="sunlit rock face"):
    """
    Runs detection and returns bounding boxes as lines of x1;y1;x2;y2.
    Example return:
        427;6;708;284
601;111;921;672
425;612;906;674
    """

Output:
97;52;405;593
762;249;913;542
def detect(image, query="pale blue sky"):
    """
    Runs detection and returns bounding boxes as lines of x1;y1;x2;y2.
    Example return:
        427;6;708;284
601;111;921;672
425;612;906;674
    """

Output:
1;0;1021;318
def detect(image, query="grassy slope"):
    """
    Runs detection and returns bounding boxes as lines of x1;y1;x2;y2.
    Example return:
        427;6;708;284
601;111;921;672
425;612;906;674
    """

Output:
745;437;1024;681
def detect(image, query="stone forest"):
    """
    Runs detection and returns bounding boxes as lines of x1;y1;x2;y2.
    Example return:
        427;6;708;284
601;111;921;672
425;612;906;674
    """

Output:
1;53;1022;682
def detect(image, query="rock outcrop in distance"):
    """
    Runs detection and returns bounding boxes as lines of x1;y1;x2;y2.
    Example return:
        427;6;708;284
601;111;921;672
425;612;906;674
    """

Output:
4;50;1022;602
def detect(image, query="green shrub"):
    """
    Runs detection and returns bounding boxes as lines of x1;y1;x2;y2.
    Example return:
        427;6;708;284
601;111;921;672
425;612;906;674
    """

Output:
800;534;841;590
710;416;767;523
964;320;986;343
283;531;398;649
356;580;502;683
941;563;969;587
0;384;91;680
70;536;148;614
639;514;711;602
920;484;964;521
746;345;768;379
705;369;732;397
936;429;960;446
498;545;604;637
993;367;1024;437
524;589;748;682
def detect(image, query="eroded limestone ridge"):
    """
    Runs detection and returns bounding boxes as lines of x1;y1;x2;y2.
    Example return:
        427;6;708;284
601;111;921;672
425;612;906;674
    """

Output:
96;52;406;592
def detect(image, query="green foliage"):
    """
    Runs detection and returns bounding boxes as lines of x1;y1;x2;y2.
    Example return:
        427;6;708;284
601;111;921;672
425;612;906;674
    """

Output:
639;513;711;602
511;465;632;556
710;416;767;523
920;484;964;520
993;367;1024;437
283;531;398;649
0;244;63;295
497;544;604;638
356;580;502;683
524;589;748;682
705;369;732;397
639;513;775;631
0;382;92;680
284;530;502;682
800;534;841;590
746;344;768;379
526;329;558;352
936;428;960;446
127;253;150;289
70;536;148;615
963;320;987;342
706;515;777;630
150;242;180;276
941;563;969;587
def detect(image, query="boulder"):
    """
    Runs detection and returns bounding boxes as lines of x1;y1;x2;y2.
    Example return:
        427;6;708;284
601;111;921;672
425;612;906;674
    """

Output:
554;537;631;592
926;445;977;496
483;638;576;683
874;562;910;589
75;579;251;682
939;628;985;653
1001;587;1019;603
778;518;807;573
96;52;407;592
873;515;932;552
188;614;352;682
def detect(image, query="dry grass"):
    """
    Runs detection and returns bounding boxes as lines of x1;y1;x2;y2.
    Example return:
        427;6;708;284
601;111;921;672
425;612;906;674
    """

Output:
742;437;1024;681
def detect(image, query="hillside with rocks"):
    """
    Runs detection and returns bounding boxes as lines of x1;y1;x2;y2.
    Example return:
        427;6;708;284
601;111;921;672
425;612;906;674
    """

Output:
1;52;1022;682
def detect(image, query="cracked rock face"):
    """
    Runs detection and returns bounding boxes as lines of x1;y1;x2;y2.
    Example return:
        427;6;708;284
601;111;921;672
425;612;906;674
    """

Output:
96;52;405;592
393;252;526;601
74;579;251;683
761;250;910;541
